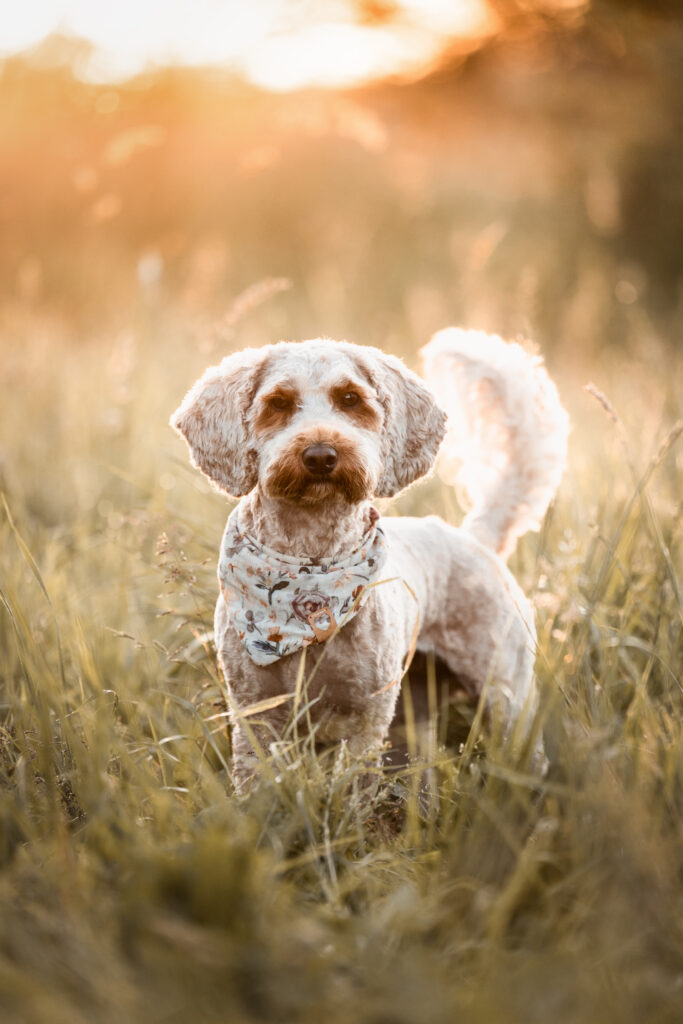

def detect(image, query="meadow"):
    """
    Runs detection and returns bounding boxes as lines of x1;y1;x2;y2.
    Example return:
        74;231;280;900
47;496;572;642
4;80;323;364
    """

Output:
1;12;682;1022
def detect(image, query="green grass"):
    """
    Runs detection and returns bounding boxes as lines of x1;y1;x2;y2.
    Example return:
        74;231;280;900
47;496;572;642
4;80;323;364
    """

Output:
0;307;681;1024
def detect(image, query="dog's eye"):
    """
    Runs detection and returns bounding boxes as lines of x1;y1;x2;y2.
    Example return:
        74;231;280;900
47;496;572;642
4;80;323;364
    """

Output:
269;395;291;411
341;391;360;408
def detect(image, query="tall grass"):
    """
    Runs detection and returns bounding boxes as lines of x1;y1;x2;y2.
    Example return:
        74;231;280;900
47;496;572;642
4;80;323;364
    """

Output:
1;32;682;1021
0;297;681;1022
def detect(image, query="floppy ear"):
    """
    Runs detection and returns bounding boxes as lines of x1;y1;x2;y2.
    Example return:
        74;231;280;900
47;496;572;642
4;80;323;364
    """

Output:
366;351;447;498
170;347;268;497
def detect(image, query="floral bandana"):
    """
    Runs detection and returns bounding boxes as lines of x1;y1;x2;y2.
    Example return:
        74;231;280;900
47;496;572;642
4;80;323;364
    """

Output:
218;509;388;666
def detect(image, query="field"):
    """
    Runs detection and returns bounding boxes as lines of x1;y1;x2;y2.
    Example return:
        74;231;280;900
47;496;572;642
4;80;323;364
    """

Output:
1;9;682;1023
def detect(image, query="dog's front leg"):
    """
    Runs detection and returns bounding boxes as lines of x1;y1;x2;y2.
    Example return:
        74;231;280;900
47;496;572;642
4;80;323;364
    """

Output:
229;706;292;791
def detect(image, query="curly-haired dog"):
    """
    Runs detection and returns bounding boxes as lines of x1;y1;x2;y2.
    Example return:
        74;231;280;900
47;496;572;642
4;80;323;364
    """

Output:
171;331;569;784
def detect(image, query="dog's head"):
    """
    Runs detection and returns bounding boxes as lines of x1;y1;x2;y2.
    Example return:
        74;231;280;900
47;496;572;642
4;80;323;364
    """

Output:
170;339;446;504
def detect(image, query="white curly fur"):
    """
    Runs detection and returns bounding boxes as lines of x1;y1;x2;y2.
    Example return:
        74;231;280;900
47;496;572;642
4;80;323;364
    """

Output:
171;333;568;785
421;329;570;559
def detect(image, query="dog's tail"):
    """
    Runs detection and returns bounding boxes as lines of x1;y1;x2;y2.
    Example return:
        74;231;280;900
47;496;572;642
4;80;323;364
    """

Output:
421;328;569;561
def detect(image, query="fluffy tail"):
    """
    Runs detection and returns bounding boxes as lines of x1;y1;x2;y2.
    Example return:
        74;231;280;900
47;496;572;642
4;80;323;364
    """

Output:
421;328;569;560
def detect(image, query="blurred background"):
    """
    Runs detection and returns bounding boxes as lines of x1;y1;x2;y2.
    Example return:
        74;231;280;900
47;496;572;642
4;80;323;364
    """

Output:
0;0;681;533
1;9;682;1019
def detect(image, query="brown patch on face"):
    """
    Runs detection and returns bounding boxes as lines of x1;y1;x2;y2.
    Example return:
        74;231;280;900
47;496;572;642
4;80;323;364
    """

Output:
329;380;382;431
265;429;372;505
253;386;300;436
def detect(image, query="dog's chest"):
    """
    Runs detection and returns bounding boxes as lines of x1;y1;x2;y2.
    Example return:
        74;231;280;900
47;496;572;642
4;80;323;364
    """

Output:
215;587;411;741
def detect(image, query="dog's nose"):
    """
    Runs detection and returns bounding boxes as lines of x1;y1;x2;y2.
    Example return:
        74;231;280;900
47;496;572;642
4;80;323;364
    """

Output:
302;443;338;476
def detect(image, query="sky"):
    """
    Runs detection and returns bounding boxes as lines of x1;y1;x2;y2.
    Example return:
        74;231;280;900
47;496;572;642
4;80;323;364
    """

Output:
0;0;498;90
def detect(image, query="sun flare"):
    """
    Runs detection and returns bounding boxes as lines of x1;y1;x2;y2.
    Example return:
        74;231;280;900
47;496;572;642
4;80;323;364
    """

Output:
1;0;497;89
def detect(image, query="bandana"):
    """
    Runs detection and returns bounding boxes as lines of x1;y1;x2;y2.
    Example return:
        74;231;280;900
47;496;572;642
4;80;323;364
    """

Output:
218;510;388;666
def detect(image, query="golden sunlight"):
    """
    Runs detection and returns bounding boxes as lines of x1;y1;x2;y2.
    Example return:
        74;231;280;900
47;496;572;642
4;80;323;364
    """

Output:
1;0;497;89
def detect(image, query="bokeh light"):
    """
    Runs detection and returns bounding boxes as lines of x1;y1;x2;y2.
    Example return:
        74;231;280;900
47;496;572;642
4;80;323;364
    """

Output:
4;0;501;88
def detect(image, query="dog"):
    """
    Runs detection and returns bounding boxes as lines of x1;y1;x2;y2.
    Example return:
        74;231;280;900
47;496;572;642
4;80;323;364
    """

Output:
171;330;569;785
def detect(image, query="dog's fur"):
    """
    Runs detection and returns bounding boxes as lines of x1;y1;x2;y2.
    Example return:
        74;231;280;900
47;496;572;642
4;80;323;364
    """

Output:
171;331;569;784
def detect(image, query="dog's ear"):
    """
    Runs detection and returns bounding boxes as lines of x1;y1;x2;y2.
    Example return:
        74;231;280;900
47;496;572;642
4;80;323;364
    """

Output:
170;347;267;497
366;351;447;498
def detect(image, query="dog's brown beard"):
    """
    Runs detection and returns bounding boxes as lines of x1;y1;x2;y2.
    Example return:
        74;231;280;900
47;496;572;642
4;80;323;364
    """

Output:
263;433;373;505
